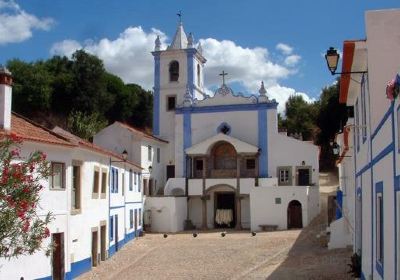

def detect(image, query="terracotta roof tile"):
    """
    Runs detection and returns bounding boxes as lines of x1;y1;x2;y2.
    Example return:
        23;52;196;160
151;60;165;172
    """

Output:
53;126;142;170
115;121;168;143
0;113;75;147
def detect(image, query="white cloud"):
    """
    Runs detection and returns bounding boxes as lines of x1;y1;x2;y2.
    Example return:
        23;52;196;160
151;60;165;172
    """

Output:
284;54;301;67
267;84;316;114
51;26;166;89
51;40;82;57
276;43;293;55
200;38;291;90
51;26;314;114
0;0;54;44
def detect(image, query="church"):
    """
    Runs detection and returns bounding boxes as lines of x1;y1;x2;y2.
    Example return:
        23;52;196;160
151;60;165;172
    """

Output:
139;19;321;232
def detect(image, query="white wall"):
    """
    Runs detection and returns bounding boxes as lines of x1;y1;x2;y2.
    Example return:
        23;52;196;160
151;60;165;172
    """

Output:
249;186;316;231
145;197;187;232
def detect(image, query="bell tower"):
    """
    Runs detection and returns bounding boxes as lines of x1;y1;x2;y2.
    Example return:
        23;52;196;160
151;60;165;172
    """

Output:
152;17;206;166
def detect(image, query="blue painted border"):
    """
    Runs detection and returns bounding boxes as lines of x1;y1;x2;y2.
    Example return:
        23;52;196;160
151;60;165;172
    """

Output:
183;112;191;177
70;257;92;279
258;109;268;177
356;142;394;178
186;49;195;100
375;181;384;278
176;102;278;114
371;103;393;140
153;53;161;135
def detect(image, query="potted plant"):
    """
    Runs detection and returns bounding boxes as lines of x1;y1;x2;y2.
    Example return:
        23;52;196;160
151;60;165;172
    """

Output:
347;252;361;279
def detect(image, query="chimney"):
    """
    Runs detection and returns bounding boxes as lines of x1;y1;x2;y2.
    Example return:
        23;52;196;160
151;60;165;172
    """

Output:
0;66;12;131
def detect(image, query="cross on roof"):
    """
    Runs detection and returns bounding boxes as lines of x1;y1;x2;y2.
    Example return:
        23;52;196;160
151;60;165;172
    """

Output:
219;70;228;85
177;10;182;23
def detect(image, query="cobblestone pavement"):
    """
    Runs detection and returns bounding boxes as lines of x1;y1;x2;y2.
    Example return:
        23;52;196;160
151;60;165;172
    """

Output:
78;219;351;279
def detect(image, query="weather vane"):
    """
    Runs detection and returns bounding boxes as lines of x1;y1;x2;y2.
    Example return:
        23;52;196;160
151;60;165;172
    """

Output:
219;70;228;85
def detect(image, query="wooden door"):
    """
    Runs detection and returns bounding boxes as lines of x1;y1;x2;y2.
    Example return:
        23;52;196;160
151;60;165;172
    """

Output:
166;165;175;180
298;169;310;186
100;225;106;261
52;233;65;280
91;231;98;267
287;200;303;229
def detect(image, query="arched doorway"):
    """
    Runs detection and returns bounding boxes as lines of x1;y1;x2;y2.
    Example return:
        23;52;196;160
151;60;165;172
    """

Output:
287;200;303;229
210;141;237;178
207;185;236;229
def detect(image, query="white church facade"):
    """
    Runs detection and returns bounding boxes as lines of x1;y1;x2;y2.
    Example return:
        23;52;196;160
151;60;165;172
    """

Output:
141;20;320;232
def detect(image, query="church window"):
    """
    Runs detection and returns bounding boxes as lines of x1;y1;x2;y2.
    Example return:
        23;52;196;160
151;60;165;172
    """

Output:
246;159;256;170
277;166;292;186
167;96;176;111
196;159;203;170
197;64;201;87
217;122;231;135
169;61;179;82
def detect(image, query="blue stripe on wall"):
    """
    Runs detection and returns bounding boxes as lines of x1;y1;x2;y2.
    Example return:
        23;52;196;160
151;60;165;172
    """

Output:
69;257;92;279
258;109;268;177
186;49;195;99
183;112;192;177
153;54;161;135
176;102;278;114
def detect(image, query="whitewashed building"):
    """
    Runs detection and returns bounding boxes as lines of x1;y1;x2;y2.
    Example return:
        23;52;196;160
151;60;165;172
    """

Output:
0;68;143;279
94;121;168;197
141;20;320;232
330;9;400;280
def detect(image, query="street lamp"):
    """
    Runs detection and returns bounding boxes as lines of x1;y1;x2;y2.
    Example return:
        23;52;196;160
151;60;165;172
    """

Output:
110;149;128;164
332;142;340;156
324;47;367;75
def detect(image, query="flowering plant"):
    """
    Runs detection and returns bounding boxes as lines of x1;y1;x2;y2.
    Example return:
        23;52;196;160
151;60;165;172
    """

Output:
386;73;400;101
0;134;53;259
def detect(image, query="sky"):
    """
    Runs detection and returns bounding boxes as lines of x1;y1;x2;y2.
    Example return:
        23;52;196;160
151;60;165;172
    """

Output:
0;0;398;113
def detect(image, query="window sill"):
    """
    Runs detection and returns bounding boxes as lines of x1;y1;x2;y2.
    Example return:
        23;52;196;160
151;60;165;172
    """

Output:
49;188;66;191
92;193;99;199
100;193;106;199
71;209;82;215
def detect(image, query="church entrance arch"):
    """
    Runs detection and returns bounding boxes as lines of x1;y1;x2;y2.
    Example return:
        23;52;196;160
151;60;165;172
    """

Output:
287;200;303;229
206;185;236;229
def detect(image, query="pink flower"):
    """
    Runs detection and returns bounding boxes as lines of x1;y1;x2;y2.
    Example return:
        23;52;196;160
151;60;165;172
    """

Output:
386;79;395;101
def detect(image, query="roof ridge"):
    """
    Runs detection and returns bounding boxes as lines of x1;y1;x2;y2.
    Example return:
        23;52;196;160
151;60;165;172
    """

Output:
11;112;74;144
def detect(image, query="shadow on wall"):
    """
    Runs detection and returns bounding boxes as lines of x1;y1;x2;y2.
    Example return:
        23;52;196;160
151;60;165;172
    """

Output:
266;199;352;279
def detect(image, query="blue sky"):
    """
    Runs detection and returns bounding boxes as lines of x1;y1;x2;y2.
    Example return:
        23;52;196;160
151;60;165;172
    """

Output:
0;0;398;111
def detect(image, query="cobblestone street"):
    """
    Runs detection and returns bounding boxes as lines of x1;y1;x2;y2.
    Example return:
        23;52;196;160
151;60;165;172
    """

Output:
78;203;352;280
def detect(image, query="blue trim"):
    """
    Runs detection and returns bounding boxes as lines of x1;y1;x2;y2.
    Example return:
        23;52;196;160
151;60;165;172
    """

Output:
361;271;366;280
176;102;278;114
70;257;92;279
356;99;360;153
356;142;394;177
336;190;343;219
153;54;161;135
375;181;384;278
371;103;393;140
258;109;268;177
392;104;398;280
183;112;191;177
186;49;195;100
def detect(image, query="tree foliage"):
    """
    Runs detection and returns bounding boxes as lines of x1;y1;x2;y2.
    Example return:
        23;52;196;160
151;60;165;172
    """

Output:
279;80;348;170
0;134;53;258
7;50;153;139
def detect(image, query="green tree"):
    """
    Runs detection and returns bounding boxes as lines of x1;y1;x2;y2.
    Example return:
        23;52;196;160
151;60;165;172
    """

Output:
0;134;53;258
67;111;108;140
7;59;53;116
284;95;318;140
70;50;114;115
